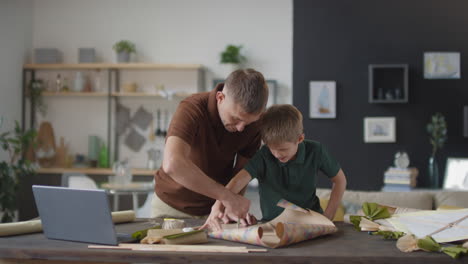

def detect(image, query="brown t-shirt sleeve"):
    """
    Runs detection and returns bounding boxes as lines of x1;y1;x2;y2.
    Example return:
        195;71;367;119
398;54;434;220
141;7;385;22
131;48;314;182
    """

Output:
166;100;201;145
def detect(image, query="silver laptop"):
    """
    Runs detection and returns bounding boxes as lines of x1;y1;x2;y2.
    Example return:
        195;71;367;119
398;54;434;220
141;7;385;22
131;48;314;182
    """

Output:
32;185;134;245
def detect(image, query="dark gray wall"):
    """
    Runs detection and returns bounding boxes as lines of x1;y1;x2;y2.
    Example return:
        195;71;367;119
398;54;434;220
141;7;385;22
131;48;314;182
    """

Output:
293;0;468;190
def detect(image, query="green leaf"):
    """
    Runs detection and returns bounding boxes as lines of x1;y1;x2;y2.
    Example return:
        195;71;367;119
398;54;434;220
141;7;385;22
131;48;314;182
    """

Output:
131;225;161;240
350;215;363;231
417;236;441;252
372;231;406;240
362;202;391;220
441;246;468;259
163;230;204;240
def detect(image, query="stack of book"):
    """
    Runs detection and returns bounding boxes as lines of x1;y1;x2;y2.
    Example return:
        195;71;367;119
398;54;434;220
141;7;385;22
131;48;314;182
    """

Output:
382;167;419;191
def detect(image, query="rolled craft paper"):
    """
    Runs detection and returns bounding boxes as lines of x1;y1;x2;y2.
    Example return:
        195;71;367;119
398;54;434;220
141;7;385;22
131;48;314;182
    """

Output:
0;219;42;237
111;210;136;223
0;210;135;237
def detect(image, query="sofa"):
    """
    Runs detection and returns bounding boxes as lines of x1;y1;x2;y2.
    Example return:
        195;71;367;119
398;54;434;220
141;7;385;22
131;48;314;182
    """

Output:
316;188;468;217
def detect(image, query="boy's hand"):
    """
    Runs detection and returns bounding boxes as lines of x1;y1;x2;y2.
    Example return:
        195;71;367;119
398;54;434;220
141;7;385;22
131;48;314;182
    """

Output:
238;213;258;227
221;191;250;222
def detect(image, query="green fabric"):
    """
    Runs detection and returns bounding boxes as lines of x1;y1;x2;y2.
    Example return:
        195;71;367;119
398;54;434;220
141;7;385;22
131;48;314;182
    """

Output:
244;140;341;221
417;236;468;259
131;225;161;240
350;202;391;231
163;230;204;239
372;231;405;240
362;202;391;220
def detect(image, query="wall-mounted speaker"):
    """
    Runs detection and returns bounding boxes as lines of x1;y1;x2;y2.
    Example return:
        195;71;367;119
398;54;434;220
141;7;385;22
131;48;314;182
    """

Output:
464;106;468;137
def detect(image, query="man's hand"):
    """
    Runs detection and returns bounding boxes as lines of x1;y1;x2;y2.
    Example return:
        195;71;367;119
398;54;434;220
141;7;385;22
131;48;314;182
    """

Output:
199;201;225;231
220;191;251;223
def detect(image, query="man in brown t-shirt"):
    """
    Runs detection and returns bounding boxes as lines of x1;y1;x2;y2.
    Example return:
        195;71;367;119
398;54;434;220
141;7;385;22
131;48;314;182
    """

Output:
153;69;269;220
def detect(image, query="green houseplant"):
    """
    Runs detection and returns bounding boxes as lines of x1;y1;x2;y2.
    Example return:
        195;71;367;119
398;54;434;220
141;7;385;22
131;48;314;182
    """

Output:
220;44;246;64
29;79;47;116
426;112;447;189
113;40;136;63
0;119;37;222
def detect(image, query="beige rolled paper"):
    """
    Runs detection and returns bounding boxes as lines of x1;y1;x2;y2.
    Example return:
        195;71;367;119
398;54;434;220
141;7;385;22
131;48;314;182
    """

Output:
111;210;136;223
0;219;42;237
0;210;135;237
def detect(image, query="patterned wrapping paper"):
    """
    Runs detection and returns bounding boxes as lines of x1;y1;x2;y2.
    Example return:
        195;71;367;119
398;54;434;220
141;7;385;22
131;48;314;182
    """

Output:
208;199;338;248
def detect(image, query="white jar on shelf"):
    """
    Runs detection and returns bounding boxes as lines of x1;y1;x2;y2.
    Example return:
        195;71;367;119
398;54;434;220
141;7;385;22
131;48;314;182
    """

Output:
73;71;84;92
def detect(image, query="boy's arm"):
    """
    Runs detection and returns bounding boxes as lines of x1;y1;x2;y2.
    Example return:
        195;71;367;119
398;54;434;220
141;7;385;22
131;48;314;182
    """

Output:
323;169;347;220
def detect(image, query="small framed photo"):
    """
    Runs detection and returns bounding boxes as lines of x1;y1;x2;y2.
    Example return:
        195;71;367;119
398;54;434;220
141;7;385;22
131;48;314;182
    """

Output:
364;117;396;143
424;52;461;79
309;81;336;119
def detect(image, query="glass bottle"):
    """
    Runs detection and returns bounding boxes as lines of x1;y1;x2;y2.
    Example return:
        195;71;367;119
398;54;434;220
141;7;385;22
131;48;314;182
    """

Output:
55;74;61;92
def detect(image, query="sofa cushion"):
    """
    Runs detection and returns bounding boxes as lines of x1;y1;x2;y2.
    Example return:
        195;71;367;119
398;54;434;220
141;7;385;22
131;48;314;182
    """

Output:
316;189;433;210
434;191;468;209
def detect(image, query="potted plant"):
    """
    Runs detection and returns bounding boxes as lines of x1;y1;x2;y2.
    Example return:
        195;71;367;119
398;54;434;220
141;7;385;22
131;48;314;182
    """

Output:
113;40;136;63
0;118;37;222
426;112;447;189
220;44;246;75
29;79;47;116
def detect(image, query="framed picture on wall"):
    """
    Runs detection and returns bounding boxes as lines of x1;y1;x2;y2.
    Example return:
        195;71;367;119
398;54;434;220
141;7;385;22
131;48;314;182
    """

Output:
213;79;277;107
309;81;336;119
443;157;468;190
424;52;461;79
364;117;396;143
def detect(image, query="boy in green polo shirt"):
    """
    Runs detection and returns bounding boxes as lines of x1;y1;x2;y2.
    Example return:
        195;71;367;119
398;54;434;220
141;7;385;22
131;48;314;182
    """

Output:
201;104;347;230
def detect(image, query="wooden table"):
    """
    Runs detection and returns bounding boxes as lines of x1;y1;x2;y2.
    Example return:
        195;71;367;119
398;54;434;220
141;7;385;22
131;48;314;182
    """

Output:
0;221;459;264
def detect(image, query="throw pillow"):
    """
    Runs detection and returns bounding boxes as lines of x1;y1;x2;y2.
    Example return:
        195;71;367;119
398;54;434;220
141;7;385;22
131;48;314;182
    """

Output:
319;198;345;221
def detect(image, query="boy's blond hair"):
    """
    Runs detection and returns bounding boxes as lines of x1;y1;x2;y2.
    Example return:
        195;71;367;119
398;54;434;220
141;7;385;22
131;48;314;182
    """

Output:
260;104;303;145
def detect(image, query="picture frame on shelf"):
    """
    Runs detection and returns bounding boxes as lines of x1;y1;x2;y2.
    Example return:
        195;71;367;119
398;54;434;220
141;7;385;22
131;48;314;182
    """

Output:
309;81;336;119
443;157;468;190
364;117;396;143
424;52;461;79
213;79;277;107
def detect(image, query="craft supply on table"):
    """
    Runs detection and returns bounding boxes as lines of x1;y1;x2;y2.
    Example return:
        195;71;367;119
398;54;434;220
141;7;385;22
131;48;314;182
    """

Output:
162;218;186;229
208;199;337;248
88;243;267;253
0;210;135;237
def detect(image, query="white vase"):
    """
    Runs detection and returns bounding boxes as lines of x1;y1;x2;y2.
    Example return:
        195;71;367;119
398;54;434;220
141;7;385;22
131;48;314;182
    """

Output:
73;72;84;92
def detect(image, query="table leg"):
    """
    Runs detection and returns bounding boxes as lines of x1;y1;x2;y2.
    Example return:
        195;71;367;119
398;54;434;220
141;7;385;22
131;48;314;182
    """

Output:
132;192;138;212
113;194;119;211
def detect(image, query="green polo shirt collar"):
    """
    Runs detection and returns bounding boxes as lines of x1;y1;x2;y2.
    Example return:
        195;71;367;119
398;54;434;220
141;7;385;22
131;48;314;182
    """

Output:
274;141;306;166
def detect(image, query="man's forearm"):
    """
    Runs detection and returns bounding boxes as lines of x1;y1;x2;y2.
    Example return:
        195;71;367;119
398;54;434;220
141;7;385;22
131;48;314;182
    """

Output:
164;157;232;201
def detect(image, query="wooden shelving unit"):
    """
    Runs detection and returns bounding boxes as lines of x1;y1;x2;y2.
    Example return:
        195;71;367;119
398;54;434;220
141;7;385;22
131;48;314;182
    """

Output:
42;92;108;97
24;63;203;70
23;63;205;176
36;167;155;176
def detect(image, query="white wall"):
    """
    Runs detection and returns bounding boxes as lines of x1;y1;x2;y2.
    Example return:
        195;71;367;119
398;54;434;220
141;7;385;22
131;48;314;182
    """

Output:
0;0;33;162
31;0;292;168
32;0;292;99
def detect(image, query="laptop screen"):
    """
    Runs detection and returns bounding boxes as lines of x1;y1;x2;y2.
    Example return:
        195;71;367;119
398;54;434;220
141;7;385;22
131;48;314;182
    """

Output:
32;185;120;245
